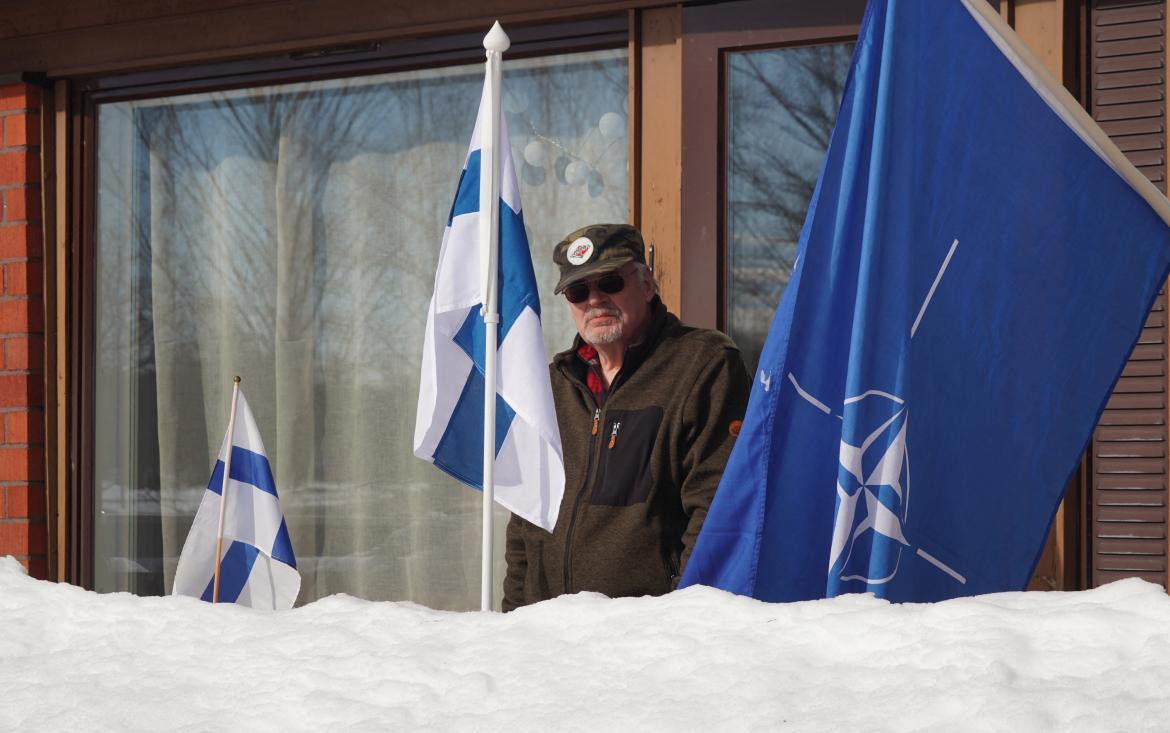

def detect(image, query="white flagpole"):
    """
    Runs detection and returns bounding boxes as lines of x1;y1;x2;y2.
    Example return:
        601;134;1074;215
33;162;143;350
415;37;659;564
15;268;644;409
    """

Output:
212;375;242;603
480;21;509;612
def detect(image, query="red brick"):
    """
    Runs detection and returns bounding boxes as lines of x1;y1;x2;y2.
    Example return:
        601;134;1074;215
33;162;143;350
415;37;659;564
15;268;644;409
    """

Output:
3;187;40;223
3;114;39;148
0;374;31;407
0;85;40;113
4;261;41;296
0;446;44;481
7;410;38;443
5;410;43;444
0;299;41;334
5;484;22;517
0;152;36;185
1;522;28;550
4;484;45;519
0;520;43;554
4;335;43;371
3;485;20;517
0;372;21;400
0;225;39;259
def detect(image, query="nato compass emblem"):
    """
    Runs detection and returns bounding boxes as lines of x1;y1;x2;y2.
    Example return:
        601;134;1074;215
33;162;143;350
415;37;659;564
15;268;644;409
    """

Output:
829;390;910;584
783;238;967;591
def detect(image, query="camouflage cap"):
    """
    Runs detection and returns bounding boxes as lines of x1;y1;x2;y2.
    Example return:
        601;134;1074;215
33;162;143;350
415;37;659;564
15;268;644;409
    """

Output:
552;223;646;294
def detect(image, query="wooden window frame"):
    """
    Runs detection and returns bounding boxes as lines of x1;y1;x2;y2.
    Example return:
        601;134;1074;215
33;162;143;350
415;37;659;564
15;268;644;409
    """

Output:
676;0;866;330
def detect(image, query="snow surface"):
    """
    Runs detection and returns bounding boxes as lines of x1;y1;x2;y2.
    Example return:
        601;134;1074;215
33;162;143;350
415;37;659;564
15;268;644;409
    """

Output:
2;557;1169;732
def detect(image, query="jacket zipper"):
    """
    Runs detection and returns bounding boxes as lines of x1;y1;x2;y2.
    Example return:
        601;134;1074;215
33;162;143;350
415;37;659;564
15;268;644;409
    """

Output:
563;406;603;594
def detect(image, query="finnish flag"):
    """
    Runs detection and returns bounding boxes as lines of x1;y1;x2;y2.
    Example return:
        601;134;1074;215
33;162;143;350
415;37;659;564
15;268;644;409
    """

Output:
173;389;300;609
413;73;565;531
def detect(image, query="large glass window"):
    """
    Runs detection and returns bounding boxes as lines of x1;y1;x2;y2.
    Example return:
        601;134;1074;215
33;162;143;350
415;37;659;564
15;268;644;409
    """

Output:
725;42;854;372
93;49;628;608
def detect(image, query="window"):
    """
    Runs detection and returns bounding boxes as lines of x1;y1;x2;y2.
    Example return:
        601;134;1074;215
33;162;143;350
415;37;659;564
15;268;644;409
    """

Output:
724;43;854;372
92;48;628;608
674;0;865;362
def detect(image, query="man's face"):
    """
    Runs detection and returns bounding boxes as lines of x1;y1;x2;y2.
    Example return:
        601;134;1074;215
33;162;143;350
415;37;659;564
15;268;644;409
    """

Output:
565;262;656;350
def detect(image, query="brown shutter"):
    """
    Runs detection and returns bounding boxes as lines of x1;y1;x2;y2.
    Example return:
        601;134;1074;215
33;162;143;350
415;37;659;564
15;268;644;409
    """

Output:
1088;0;1169;589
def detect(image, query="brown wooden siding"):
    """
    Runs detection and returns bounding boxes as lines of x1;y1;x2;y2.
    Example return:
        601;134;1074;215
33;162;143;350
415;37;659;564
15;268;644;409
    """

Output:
1088;0;1169;589
0;0;672;78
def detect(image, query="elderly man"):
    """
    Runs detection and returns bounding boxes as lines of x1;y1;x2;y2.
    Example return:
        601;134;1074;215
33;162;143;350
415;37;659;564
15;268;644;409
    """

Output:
503;223;751;610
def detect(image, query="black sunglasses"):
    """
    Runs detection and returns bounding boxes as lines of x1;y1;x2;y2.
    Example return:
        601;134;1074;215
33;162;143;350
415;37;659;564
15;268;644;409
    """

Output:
564;273;627;304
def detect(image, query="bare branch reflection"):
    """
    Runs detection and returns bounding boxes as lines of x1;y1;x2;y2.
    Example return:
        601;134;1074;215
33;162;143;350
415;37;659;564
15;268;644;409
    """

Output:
727;43;854;372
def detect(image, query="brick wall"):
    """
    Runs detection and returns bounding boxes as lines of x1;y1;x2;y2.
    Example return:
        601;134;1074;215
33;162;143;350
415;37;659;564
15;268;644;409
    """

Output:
0;82;46;579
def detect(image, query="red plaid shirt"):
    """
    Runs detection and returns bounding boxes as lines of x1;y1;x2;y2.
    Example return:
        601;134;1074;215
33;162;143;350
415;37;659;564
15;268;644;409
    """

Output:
577;342;606;406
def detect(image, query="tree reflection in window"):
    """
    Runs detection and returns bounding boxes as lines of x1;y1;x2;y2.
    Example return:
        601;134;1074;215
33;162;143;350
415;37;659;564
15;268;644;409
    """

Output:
93;50;628;608
726;42;854;373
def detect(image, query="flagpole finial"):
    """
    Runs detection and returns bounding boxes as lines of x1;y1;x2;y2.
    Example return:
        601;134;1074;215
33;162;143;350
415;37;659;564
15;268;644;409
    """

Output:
484;21;510;53
233;375;241;384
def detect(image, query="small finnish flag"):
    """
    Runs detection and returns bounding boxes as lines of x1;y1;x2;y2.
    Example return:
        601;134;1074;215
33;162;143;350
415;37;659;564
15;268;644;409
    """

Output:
173;389;300;609
413;69;565;530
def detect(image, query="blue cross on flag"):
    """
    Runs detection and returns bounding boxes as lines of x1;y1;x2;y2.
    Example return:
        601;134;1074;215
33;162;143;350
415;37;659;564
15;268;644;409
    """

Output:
413;71;565;530
681;0;1170;602
173;389;300;609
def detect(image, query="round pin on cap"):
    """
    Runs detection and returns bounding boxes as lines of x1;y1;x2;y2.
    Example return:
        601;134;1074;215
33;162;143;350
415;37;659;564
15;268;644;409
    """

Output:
566;237;594;265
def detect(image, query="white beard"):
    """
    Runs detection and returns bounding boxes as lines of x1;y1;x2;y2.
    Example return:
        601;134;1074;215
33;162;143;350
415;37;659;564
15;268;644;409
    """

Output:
586;322;623;345
583;307;623;345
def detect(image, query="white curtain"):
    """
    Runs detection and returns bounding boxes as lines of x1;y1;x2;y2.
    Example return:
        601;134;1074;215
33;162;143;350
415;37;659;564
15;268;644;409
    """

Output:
93;50;628;608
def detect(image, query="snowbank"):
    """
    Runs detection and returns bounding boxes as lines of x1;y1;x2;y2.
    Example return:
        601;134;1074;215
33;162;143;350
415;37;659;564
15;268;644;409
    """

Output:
1;556;1168;731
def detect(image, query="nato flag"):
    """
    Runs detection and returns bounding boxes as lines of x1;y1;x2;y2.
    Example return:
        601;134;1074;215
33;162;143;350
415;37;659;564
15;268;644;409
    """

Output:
680;0;1170;602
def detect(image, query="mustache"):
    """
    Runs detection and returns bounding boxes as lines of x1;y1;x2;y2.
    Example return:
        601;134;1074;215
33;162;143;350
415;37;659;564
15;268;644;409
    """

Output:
584;307;620;320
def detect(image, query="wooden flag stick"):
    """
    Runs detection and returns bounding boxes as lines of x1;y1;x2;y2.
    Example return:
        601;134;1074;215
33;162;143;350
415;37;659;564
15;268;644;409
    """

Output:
212;376;243;604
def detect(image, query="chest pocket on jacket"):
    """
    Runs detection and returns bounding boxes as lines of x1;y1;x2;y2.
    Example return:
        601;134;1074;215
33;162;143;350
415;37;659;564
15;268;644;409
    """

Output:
591;407;664;506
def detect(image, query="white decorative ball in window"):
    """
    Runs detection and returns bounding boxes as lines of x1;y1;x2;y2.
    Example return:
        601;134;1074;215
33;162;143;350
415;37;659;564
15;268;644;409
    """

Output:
523;140;546;167
598;112;625;141
564;160;589;186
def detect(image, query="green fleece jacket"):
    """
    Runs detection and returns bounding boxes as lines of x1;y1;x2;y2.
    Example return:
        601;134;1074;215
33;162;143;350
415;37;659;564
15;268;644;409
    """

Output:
503;299;751;610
